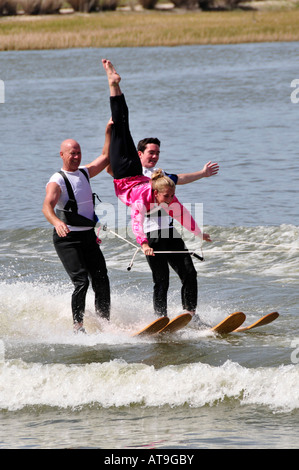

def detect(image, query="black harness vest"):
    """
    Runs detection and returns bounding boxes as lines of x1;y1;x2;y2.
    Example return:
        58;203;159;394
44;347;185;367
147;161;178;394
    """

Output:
55;169;99;227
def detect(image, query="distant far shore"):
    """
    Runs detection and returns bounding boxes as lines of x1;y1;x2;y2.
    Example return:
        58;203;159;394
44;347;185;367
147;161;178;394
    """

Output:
1;3;299;51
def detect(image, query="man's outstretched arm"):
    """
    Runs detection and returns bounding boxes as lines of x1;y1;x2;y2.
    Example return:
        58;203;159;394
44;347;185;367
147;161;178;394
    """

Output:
177;161;219;185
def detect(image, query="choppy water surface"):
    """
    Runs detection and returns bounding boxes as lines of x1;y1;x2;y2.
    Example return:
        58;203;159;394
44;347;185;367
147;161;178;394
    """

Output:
0;44;298;449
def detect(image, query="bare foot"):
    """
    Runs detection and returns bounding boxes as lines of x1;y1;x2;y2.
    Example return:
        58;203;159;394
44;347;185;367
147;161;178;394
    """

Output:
102;59;121;95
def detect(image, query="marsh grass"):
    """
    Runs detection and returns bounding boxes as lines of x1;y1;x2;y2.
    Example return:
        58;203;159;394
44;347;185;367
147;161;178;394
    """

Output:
1;9;299;50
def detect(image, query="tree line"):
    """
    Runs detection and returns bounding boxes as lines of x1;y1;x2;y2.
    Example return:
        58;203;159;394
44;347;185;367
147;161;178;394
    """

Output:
0;0;245;15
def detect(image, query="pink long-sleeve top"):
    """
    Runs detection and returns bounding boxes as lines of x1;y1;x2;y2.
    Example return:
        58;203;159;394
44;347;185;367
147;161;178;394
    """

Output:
114;175;202;246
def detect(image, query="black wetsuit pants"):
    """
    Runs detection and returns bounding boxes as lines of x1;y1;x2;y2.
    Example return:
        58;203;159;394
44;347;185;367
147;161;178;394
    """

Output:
146;229;198;317
53;229;110;324
109;94;142;179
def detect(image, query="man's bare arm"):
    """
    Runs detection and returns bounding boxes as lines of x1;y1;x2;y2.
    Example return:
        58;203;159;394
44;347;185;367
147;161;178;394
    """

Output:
177;161;219;185
86;119;113;178
42;182;70;237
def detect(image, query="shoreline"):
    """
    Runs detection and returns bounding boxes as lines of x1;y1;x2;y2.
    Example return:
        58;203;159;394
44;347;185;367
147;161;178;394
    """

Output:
1;6;299;50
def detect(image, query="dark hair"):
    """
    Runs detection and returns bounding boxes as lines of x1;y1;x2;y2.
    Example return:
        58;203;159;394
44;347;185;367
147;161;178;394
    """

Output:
137;137;161;153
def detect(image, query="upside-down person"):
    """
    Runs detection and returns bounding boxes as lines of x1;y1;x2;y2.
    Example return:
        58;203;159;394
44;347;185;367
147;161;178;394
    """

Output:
102;58;212;318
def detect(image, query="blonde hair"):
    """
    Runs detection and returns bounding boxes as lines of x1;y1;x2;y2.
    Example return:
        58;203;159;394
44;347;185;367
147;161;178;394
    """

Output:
151;168;175;193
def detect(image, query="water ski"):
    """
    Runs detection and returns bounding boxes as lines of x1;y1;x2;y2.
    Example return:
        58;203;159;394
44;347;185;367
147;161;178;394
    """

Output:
158;313;193;335
133;316;169;337
211;311;246;334
234;311;279;332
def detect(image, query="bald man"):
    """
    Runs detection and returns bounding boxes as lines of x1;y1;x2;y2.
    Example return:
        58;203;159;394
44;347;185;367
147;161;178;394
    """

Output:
43;122;112;333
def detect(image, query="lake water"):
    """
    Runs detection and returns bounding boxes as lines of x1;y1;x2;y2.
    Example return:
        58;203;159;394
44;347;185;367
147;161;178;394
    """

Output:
0;43;299;450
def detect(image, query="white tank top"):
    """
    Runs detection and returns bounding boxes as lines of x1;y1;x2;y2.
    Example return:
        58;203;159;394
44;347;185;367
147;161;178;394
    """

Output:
47;167;94;231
